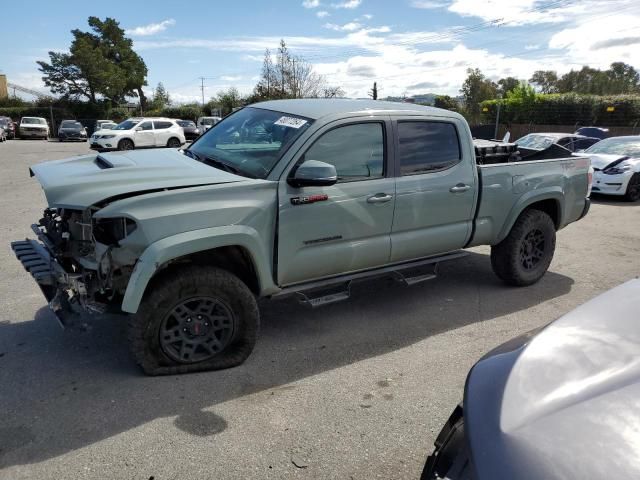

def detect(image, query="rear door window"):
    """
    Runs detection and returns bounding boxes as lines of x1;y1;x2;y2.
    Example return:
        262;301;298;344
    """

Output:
397;121;461;175
154;121;173;130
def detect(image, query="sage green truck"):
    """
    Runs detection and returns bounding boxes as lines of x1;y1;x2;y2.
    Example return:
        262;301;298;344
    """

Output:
11;99;592;375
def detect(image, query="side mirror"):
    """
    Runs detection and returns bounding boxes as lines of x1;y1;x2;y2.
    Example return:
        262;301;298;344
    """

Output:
135;126;143;131
288;160;338;188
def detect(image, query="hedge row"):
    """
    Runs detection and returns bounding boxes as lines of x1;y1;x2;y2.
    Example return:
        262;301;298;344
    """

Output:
480;94;640;126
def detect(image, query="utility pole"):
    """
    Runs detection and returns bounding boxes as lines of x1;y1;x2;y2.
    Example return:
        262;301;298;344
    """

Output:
199;77;206;106
494;97;502;140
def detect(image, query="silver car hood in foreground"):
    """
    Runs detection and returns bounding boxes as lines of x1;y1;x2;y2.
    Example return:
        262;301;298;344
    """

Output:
466;278;640;480
30;149;246;209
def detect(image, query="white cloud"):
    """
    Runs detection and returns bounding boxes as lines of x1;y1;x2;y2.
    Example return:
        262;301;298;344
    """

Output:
302;0;320;7
220;75;243;81
411;0;449;9
524;44;540;51
331;0;361;9
361;13;373;20
125;19;176;36
324;22;363;31
317;10;330;17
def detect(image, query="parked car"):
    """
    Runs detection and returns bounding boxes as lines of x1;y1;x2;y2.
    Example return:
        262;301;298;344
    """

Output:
57;120;88;142
0;116;16;139
581;135;640;201
12;99;591;375
94;119;115;133
421;278;640;480
515;132;600;152
575;126;609;140
89;117;186;151
197;116;221;132
176;119;200;140
19;116;49;140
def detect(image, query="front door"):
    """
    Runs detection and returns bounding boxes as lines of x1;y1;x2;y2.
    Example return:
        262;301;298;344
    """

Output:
277;120;395;286
134;121;155;147
390;118;477;262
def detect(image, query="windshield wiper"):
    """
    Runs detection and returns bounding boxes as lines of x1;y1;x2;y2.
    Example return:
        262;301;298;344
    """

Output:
183;149;201;161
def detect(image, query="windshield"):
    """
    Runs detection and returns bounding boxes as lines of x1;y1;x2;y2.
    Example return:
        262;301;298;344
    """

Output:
61;121;82;128
585;137;640;157
516;134;556;150
201;118;218;125
113;120;139;131
178;121;195;127
188;107;312;179
22;118;46;125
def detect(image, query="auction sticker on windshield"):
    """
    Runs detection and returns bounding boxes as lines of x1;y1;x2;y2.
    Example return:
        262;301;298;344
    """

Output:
274;116;308;128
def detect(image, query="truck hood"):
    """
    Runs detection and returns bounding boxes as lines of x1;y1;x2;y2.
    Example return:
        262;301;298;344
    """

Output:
30;149;247;209
465;279;640;479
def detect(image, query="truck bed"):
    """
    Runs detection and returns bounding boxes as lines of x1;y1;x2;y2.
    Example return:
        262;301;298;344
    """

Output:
469;154;591;247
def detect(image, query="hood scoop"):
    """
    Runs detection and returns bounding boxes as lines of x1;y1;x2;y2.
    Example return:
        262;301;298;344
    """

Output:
95;155;114;169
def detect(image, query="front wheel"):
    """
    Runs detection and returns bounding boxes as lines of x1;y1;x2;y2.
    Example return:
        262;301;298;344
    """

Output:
128;266;260;375
491;209;556;286
118;138;134;151
624;173;640;202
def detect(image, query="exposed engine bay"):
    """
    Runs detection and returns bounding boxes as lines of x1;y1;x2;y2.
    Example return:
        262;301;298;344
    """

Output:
29;207;137;324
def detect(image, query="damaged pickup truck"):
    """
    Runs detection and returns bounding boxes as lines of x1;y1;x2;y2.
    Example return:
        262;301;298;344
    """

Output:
12;99;592;375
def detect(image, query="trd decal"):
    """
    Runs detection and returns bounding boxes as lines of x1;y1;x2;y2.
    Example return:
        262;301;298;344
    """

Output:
291;194;329;205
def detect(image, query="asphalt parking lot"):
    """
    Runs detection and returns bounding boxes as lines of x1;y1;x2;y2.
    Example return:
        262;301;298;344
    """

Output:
0;139;638;480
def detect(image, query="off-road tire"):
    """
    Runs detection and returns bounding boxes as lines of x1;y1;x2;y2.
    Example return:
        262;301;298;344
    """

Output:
128;265;259;375
167;137;181;148
491;209;556;286
118;138;134;151
624;173;640;202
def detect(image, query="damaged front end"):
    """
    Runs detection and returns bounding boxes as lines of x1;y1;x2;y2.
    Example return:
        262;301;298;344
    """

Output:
11;207;136;327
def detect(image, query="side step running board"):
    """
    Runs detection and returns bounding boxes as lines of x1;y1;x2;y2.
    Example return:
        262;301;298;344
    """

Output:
277;251;466;308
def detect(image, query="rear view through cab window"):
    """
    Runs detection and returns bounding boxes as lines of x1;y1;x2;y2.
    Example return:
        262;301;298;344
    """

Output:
398;121;460;175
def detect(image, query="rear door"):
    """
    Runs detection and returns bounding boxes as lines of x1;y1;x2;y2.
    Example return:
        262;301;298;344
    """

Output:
134;121;155;147
390;117;477;262
153;120;173;146
277;118;395;286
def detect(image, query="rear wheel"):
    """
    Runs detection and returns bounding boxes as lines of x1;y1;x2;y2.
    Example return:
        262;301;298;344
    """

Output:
118;138;134;151
624;173;640;202
167;137;181;148
491;209;556;286
128;266;260;375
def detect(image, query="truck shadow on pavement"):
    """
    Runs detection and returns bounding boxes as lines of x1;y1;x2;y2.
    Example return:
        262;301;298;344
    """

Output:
0;251;574;468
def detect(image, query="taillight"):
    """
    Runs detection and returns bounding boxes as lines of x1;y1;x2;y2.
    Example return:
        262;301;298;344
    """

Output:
587;166;594;197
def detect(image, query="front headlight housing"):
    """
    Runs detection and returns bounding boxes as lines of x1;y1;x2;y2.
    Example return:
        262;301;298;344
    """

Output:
93;217;137;245
603;163;632;175
102;134;116;139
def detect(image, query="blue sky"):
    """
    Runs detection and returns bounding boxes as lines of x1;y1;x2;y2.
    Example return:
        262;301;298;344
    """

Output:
2;0;640;101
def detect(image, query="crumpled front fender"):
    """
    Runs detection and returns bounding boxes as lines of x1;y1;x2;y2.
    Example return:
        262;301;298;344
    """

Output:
121;225;278;313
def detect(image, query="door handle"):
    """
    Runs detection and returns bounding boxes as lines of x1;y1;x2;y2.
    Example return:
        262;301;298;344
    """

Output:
449;183;471;193
367;193;393;204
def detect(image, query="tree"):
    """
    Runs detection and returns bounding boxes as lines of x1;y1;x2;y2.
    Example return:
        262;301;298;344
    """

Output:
606;62;640;94
150;82;171;110
37;16;148;106
216;87;244;115
252;39;343;100
434;95;460;112
497;77;520;96
369;82;378;100
460;68;498;123
529;70;558;94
